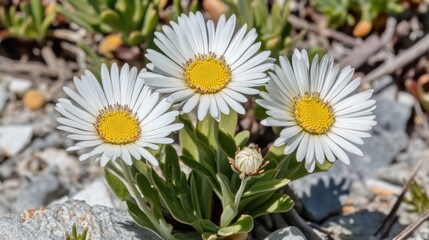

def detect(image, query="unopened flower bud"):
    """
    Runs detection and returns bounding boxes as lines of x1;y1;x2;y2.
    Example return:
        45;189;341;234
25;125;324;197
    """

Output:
228;146;268;179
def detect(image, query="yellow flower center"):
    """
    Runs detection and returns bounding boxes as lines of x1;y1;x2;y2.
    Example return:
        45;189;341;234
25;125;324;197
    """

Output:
184;55;231;94
293;94;334;135
95;105;140;145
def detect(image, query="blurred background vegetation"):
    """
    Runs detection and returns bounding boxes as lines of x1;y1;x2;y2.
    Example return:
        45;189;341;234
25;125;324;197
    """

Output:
0;0;416;70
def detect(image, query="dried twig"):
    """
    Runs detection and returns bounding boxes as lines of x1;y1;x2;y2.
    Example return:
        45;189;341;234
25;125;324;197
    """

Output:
288;15;361;48
339;17;397;69
0;55;58;77
51;29;84;43
363;34;429;84
393;211;429;240
373;157;426;239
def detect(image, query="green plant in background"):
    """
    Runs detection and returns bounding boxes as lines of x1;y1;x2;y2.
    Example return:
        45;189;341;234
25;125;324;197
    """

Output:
221;0;295;58
160;0;199;22
311;0;403;36
404;180;429;214
65;223;88;240
0;0;56;41
57;0;160;46
311;0;354;29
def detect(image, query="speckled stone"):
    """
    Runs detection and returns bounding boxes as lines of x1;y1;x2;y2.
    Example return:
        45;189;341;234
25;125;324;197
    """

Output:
0;200;161;240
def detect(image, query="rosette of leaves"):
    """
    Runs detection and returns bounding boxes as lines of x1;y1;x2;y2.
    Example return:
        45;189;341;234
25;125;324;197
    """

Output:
0;0;56;41
65;224;88;240
104;111;332;239
221;0;295;58
57;0;160;46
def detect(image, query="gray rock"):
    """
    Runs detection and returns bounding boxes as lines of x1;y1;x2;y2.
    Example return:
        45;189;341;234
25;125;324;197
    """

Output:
0;158;15;179
0;202;8;216
8;77;32;95
0;200;161;240
36;148;79;179
348;130;408;176
264;226;306;240
13;173;61;212
0;86;8;112
0;125;33;157
396;137;427;164
322;210;385;240
289;163;353;222
72;179;125;209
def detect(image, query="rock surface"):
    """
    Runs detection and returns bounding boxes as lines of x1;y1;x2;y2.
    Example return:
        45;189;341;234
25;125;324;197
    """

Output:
8;77;32;95
0;125;33;157
0;86;7;112
264;226;306;240
0;200;161;240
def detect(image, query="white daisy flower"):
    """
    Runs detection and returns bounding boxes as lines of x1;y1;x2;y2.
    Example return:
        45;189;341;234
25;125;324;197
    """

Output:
140;11;273;121
56;63;183;167
256;49;376;172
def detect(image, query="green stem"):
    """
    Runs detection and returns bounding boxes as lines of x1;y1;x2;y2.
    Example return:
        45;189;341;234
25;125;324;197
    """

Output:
118;160;174;240
214;120;222;172
234;177;249;210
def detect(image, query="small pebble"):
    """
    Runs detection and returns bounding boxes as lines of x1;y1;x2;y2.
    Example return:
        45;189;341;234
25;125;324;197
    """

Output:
23;90;45;110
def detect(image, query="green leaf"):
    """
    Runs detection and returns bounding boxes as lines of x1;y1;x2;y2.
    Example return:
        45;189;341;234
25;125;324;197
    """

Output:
239;191;274;213
30;0;42;31
243;179;290;197
142;4;158;37
125;197;154;229
189;173;203;219
252;0;268;28
104;168;128;201
217;173;237;227
159;144;180;183
196;139;217;174
101;9;122;32
179;115;199;160
246;193;294;217
189;0;198;12
56;6;96;31
234;130;249;148
180;155;220;193
265;144;286;163
64;0;96;15
219;111;237;138
174;232;202;240
40;10;56;38
218;131;237;157
0;7;11;27
150;168;194;224
128;31;144;45
196;114;217;149
220;205;237;228
216;174;235;206
190;219;219;235
217;215;253;236
135;173;162;218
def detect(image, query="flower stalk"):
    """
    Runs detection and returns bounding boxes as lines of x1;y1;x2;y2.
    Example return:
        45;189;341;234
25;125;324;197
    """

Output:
234;177;249;210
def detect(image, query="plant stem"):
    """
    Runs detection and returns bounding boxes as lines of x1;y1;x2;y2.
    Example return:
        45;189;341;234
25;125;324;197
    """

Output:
118;160;174;240
234;177;249;209
214;120;222;172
